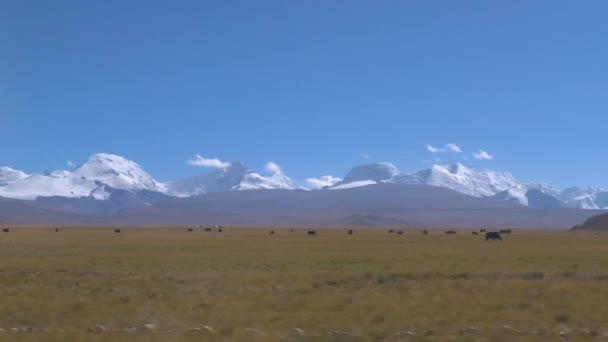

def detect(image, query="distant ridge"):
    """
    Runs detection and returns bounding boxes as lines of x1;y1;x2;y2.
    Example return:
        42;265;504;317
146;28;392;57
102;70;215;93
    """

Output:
0;154;607;227
572;212;608;231
0;185;601;229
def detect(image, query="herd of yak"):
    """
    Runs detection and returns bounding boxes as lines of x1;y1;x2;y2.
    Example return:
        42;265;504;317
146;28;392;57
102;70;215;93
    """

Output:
1;227;511;241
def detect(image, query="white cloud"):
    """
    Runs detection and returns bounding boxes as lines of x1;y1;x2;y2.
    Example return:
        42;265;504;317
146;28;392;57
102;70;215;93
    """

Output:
265;161;283;174
427;143;463;154
445;144;462;153
473;150;494;160
187;154;231;169
66;160;76;168
305;175;342;189
426;144;443;153
360;153;371;159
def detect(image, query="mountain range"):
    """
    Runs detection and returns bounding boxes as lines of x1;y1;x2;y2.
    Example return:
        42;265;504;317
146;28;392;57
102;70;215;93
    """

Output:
0;153;605;228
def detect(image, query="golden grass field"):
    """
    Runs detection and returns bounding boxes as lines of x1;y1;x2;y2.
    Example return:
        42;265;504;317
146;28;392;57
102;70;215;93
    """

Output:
0;227;607;341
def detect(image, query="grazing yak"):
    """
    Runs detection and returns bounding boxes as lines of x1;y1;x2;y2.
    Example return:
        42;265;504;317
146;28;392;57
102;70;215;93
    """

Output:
472;231;479;235
499;229;512;234
2;229;9;233
485;232;502;241
114;229;121;233
270;230;275;235
480;229;487;233
204;228;212;232
422;230;428;235
187;228;194;232
55;228;59;232
388;229;395;234
218;228;223;233
445;230;457;235
397;230;404;235
307;230;316;236
347;229;353;235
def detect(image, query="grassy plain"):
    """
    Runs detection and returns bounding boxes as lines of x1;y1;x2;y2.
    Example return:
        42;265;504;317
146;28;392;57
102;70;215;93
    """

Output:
0;227;607;341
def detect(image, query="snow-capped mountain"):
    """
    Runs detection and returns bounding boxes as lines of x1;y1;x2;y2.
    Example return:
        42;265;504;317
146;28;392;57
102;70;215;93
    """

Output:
0;154;605;211
343;163;399;183
394;163;518;197
492;185;529;206
327;162;587;209
557;187;608;209
71;153;163;192
165;162;295;197
0;167;29;185
0;153;163;200
328;162;521;198
0;154;296;201
329;163;399;189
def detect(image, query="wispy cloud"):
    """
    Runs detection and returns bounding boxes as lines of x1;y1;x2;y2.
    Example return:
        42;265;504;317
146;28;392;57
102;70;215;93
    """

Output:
360;153;371;160
265;161;283;175
66;160;76;168
305;175;342;189
473;150;494;160
445;144;462;153
187;154;231;169
426;144;443;153
427;143;462;154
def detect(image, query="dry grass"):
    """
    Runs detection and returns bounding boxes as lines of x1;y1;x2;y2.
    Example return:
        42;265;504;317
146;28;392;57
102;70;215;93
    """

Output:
0;227;607;341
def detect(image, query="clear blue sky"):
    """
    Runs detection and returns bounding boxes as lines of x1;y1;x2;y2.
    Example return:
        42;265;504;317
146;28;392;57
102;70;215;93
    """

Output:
1;1;607;188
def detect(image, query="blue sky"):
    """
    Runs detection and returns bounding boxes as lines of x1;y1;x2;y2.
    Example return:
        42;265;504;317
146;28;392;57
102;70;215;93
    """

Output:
1;1;607;188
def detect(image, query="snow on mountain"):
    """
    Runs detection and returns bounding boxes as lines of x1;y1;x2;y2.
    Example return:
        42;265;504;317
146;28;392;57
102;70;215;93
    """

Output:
525;181;562;199
329;180;377;190
0;154;605;212
492;185;529;206
558;187;608;209
166;162;249;196
238;171;295;190
44;170;71;178
165;161;295;196
329;162;574;209
341;163;399;183
565;195;599;209
0;167;29;185
0;173;99;200
71;153;163;192
525;189;563;209
330;163;398;189
394;163;518;197
305;175;342;190
0;153;163;200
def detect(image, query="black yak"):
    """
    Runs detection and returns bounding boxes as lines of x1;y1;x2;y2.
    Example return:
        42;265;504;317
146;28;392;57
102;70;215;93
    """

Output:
485;232;502;241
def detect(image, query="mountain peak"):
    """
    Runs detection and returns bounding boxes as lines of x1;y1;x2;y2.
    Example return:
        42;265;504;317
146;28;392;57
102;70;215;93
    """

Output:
71;153;162;192
341;162;399;184
0;167;29;185
448;163;467;174
399;163;518;197
165;160;295;196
